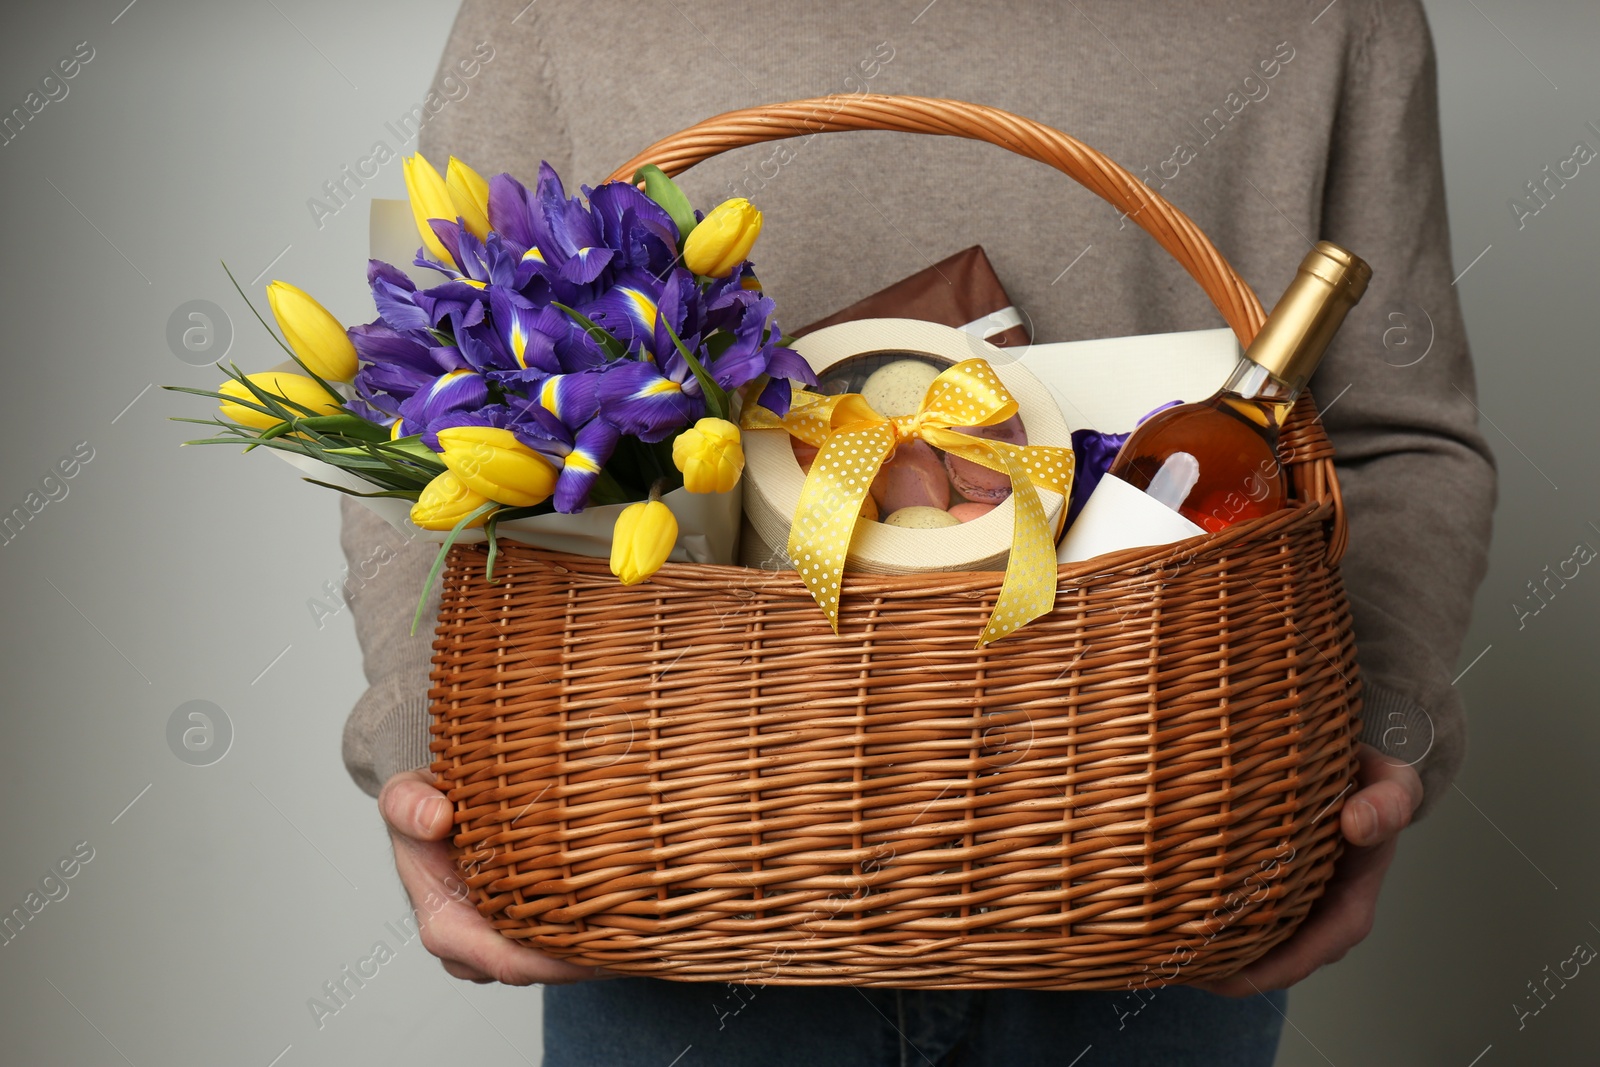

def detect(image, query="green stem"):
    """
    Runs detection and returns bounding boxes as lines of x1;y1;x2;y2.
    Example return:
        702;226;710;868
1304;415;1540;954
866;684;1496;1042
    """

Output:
411;502;498;637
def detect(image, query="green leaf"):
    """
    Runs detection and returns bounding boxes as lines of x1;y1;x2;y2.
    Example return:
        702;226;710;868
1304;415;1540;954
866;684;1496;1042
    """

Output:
221;260;297;365
179;435;260;447
703;331;735;360
586;467;634;507
551;302;628;361
293;414;391;441
323;439;441;468
411;502;499;637
167;382;281;424
164;384;236;402
169;414;249;430
632;164;698;243
612;434;666;488
220;261;348;403
483;512;502;584
427;326;456;347
661;317;729;421
348;444;446;485
651;439;684;494
300;478;422;500
379;434;447;465
219;361;341;424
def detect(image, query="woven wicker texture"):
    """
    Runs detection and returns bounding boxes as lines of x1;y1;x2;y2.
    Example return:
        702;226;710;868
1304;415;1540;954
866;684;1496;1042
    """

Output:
428;96;1363;989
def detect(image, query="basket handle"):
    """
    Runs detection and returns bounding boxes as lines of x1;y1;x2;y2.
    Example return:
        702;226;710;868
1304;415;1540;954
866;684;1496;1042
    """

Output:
609;94;1347;563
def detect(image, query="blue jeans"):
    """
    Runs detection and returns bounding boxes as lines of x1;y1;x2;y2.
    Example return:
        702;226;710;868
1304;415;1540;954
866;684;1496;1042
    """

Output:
544;979;1287;1066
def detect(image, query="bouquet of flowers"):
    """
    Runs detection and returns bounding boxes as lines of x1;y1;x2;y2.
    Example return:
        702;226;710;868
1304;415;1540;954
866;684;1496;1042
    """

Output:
172;155;813;603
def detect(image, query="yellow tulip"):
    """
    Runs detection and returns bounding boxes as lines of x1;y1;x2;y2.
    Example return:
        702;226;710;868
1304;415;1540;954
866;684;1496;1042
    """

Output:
218;372;343;430
435;425;557;508
682;198;762;278
402;153;456;262
671;417;745;493
610;500;678;585
409;470;492;530
445;156;491;241
265;280;359;382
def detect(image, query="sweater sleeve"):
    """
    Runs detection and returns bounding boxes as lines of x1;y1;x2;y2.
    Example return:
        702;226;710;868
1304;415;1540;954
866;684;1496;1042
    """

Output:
339;0;573;796
1312;0;1497;820
338;496;440;797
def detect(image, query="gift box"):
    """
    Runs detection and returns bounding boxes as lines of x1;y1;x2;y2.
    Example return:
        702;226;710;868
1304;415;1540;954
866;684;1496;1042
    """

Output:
795;244;1031;350
739;318;1072;577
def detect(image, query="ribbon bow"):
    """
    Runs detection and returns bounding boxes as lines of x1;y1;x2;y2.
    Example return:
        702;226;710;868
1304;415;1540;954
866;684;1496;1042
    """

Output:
743;358;1074;646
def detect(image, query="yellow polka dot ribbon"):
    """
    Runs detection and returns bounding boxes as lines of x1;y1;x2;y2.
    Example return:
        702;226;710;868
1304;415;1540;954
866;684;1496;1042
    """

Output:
742;358;1075;646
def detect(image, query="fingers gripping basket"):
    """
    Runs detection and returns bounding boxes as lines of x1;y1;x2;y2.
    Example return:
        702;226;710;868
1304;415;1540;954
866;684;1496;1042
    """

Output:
427;96;1363;990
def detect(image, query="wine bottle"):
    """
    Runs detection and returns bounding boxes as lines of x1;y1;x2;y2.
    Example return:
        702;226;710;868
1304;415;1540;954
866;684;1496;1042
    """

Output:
1104;241;1371;533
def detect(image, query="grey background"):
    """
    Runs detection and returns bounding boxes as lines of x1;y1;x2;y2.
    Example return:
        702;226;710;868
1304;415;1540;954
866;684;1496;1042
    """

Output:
0;1;1592;1064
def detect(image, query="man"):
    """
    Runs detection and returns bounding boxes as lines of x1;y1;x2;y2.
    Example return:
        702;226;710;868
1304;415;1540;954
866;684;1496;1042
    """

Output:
341;1;1492;1062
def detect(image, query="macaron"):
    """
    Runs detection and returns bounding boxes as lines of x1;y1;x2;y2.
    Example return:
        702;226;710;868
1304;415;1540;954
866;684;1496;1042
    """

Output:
944;414;1028;504
883;506;960;529
948;502;996;523
790;440;880;518
870;439;948;515
791;438;819;474
861;359;942;417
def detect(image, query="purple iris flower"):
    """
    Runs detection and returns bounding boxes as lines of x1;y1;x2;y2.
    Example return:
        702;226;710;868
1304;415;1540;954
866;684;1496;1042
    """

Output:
698;273;812;417
456;288;561;377
580;269;666;352
488;167;680;313
584;180;680;276
704;290;807;395
487;173;539;253
592;271;703;440
397;369;491;443
595;267;812;438
366;260;430;332
348;325;472;418
594;360;705;442
412;281;487;334
528;369;605;426
459;297;608;390
410;224;557;337
353;160;808;502
504;394;621;513
518;163;616;286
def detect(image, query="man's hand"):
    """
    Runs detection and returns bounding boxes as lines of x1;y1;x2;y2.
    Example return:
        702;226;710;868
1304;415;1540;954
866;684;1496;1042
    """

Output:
1195;743;1424;996
379;769;612;985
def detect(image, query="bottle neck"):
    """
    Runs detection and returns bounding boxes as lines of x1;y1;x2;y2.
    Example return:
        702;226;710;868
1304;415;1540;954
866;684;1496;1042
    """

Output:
1239;241;1371;397
1220;354;1299;405
1212;353;1299;434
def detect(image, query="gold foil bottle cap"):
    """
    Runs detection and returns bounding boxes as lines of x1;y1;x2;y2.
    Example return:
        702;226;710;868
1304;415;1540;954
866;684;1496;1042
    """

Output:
1244;241;1372;396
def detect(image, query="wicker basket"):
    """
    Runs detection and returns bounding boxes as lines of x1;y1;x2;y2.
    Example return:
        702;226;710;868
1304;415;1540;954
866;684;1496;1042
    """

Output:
427;95;1362;990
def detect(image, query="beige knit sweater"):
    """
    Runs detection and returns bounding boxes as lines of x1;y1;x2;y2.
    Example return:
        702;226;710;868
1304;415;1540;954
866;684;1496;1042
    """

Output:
338;0;1495;821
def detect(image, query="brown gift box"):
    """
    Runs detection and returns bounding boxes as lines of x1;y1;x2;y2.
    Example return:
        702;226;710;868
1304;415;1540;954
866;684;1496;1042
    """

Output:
794;245;1031;349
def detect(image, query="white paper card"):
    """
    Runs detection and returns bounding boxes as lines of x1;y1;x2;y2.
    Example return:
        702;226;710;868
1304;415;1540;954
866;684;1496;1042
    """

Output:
1012;327;1241;433
1057;473;1205;564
